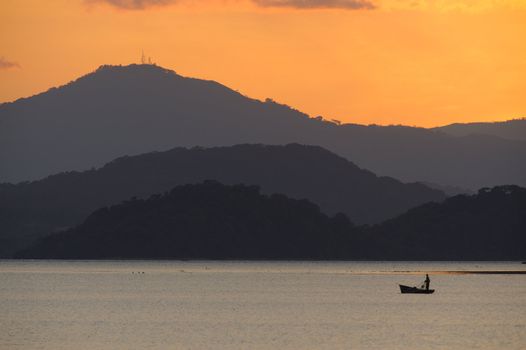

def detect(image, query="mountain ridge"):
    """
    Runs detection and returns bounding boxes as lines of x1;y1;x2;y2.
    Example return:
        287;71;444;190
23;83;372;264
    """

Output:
0;143;445;257
15;183;526;261
434;118;526;141
1;63;525;189
15;181;357;260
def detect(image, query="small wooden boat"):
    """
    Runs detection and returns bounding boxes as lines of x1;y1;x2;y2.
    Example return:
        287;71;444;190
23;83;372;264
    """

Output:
399;284;434;294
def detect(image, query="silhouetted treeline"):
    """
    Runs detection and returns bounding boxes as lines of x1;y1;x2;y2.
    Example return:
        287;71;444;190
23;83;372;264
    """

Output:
16;183;526;260
368;185;526;260
1;64;525;190
0;143;444;257
16;181;359;259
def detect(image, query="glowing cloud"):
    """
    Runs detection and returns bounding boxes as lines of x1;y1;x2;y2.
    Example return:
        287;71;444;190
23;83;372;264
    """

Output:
84;0;525;11
381;0;526;12
85;0;178;10
0;57;20;70
86;0;375;10
253;0;375;9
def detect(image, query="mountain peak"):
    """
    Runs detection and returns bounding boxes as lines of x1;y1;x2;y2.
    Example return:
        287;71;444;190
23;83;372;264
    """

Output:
70;63;185;89
93;63;179;77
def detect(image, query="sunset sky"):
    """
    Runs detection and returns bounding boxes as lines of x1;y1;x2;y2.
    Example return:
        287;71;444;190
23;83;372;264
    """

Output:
1;0;525;127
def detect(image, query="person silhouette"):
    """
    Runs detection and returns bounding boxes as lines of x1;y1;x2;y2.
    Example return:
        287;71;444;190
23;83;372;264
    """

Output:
424;274;430;290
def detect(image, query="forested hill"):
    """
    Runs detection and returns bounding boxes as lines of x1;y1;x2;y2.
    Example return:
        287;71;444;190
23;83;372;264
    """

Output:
0;143;444;224
16;184;526;260
15;181;358;260
369;185;526;260
0;143;445;257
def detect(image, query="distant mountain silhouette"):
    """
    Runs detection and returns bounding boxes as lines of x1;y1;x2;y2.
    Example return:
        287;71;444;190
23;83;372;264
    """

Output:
418;181;474;196
15;183;526;260
434;118;526;141
1;64;525;189
15;181;359;259
0;143;444;257
369;185;526;260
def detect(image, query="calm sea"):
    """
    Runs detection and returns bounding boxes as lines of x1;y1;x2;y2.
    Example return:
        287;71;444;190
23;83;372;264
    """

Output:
1;261;525;350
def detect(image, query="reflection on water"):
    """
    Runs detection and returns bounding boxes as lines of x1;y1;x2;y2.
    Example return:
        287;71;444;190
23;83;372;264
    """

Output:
1;261;525;349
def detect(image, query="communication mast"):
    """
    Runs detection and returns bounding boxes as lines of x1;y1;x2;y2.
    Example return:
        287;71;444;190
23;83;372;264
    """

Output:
140;50;155;65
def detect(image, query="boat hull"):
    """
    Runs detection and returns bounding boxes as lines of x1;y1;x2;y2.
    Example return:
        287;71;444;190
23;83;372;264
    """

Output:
399;284;435;294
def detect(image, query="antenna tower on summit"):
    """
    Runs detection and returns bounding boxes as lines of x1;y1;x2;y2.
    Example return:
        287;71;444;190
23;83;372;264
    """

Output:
140;50;154;65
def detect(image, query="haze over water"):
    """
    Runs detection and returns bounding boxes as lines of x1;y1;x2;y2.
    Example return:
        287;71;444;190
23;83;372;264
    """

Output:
1;261;525;349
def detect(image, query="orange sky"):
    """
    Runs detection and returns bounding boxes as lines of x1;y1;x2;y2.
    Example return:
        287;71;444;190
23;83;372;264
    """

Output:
1;0;525;127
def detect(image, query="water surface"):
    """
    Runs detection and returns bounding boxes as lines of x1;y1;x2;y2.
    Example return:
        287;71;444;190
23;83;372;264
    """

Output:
1;261;525;349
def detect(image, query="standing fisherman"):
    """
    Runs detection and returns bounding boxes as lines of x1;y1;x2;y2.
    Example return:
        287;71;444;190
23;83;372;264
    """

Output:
424;274;430;290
